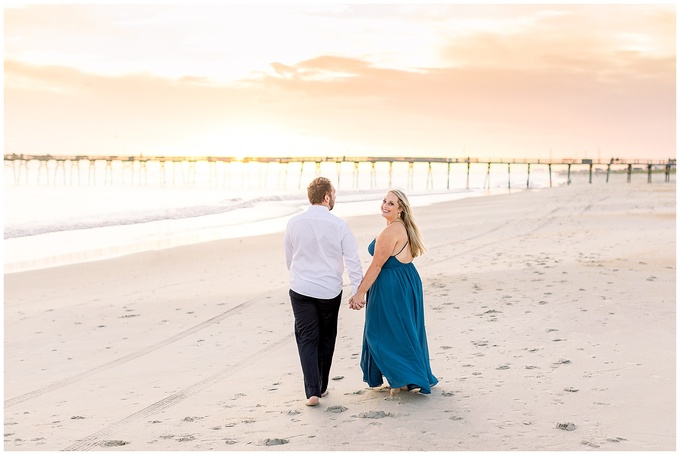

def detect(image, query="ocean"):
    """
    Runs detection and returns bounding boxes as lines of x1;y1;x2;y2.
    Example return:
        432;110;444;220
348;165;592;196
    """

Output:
4;158;569;273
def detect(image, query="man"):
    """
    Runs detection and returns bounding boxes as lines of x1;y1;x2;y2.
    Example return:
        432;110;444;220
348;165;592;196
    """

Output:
284;176;363;406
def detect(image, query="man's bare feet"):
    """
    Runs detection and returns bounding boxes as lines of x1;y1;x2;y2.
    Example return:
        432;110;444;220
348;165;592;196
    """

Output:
305;396;320;406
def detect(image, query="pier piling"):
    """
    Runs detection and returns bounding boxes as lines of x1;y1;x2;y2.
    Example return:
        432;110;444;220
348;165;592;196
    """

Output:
3;154;674;191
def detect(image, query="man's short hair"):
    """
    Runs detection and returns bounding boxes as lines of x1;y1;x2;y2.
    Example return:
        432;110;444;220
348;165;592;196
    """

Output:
307;177;332;205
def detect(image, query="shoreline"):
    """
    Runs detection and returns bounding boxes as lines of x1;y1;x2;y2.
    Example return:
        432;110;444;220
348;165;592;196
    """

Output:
6;171;669;275
3;185;501;275
4;178;675;450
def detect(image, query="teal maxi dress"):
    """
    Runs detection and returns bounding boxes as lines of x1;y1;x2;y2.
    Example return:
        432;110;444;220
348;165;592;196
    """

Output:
360;239;438;393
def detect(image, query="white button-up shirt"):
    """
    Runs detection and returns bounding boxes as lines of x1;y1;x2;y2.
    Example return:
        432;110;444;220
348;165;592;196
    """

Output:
285;205;363;299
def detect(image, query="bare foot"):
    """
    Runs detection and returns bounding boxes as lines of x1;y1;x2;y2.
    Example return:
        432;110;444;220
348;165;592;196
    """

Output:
321;391;329;398
389;386;408;397
305;396;320;406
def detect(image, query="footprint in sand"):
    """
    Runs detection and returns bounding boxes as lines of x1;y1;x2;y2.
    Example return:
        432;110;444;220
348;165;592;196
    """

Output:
357;411;391;419
480;309;502;316
606;437;627;443
182;416;203;422
263;438;289;446
555;422;576;431
552;358;571;367
326;406;348;413
100;440;129;447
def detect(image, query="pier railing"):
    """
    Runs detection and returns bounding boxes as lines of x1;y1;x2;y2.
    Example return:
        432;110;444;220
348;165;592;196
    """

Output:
3;154;675;190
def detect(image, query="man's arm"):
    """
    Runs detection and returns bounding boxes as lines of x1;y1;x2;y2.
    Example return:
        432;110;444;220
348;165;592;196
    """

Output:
341;225;363;295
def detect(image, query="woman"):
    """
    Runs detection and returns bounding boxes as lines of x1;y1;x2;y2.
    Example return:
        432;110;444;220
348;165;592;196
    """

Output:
349;189;438;396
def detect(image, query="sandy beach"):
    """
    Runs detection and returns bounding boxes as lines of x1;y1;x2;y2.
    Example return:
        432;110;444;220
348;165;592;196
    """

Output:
4;176;676;451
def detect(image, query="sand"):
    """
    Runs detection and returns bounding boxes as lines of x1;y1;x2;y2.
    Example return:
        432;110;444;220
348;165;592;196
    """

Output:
4;175;676;451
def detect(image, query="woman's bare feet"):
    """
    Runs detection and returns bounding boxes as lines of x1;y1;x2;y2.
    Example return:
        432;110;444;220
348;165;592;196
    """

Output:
305;396;320;406
389;386;409;397
321;391;329;398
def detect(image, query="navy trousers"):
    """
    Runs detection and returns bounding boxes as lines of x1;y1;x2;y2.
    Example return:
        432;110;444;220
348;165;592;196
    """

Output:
289;289;342;399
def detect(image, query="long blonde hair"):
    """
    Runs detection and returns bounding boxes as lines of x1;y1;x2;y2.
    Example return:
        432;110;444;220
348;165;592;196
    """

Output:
389;189;426;257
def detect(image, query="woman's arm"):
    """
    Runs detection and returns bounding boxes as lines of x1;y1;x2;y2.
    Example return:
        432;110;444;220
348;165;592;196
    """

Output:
349;226;399;308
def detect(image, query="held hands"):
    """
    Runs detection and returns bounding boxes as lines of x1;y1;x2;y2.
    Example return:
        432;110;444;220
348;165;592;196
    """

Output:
348;293;366;310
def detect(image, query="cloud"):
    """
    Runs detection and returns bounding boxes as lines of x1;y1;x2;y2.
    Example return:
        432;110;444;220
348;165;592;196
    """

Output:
270;62;298;79
270;56;381;81
4;4;676;159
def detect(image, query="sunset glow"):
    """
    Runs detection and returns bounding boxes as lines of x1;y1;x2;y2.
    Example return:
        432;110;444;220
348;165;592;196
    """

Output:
4;2;676;161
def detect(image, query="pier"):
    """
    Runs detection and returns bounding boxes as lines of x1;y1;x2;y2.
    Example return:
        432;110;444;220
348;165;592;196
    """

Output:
3;154;675;190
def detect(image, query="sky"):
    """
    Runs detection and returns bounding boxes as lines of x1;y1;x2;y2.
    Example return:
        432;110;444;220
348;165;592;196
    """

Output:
3;2;677;161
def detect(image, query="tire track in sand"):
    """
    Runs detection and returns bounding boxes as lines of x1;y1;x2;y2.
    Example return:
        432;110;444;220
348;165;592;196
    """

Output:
62;332;293;451
423;192;609;267
5;291;272;409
